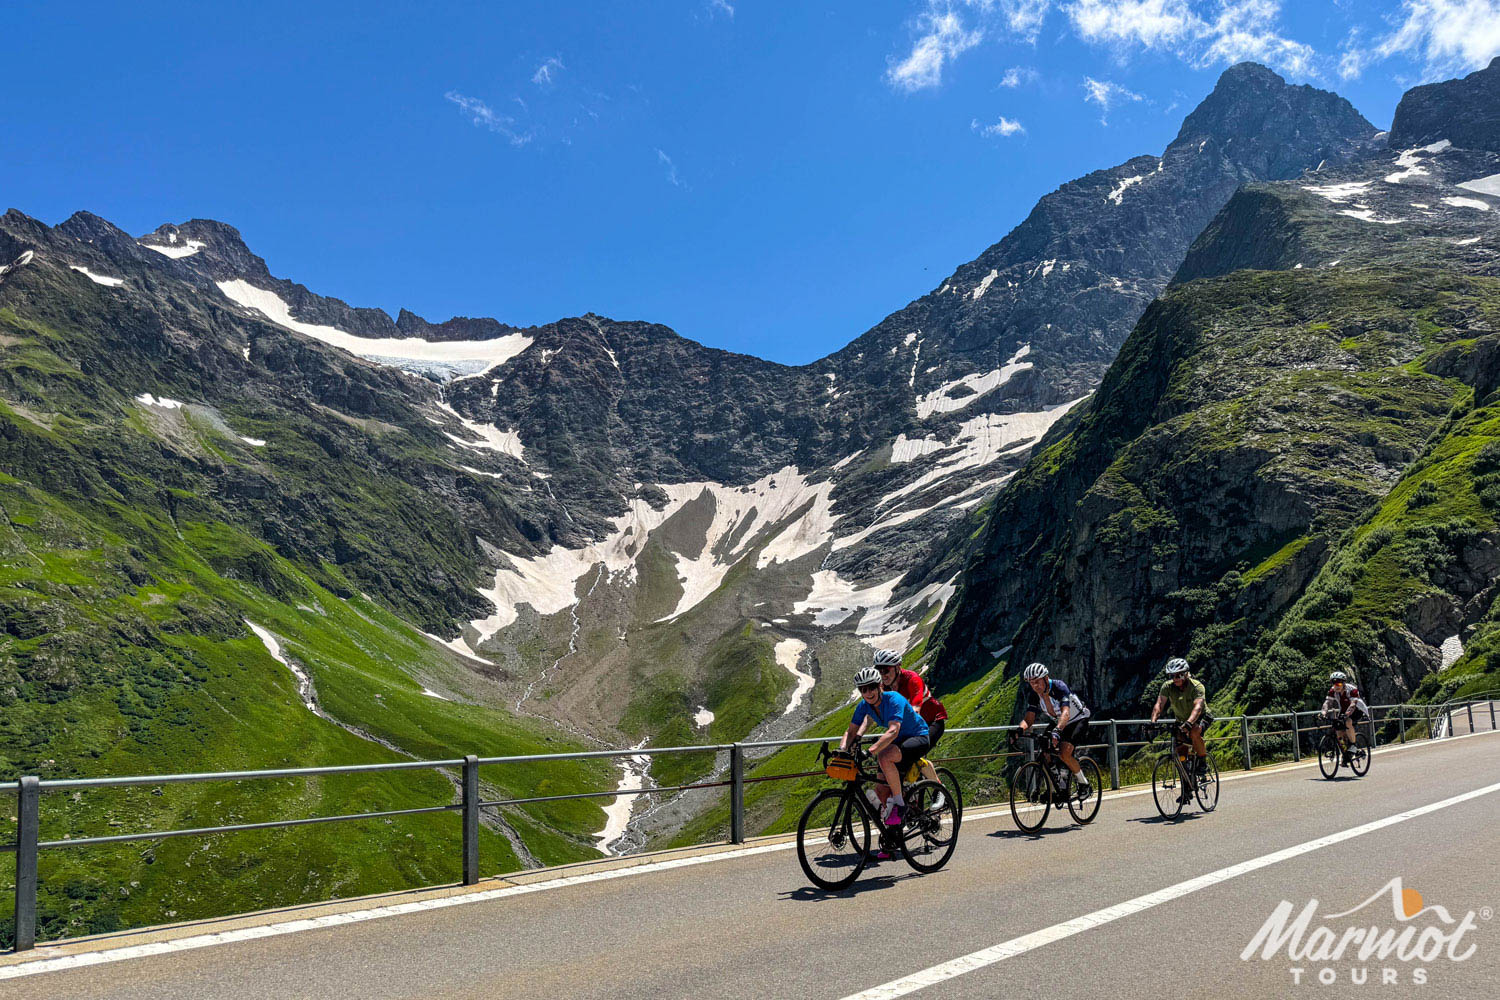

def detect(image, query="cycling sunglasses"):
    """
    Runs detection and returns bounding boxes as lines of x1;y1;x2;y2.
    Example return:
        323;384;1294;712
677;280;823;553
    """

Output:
857;683;881;693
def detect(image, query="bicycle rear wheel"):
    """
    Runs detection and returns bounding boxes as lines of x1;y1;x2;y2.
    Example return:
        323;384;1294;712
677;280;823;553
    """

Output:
1194;755;1220;812
899;780;959;873
1067;757;1104;824
1009;760;1051;832
1317;733;1340;779
1350;732;1371;777
1152;757;1184;819
797;788;870;891
934;765;965;830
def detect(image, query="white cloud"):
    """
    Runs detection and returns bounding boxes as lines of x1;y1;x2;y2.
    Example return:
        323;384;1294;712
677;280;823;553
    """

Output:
886;0;1320;84
444;91;532;147
887;2;986;92
1002;0;1054;41
1082;76;1143;122
707;0;735;16
1066;0;1199;50
1000;64;1041;86
656;148;683;187
1369;1;1500;78
972;115;1027;136
531;57;565;86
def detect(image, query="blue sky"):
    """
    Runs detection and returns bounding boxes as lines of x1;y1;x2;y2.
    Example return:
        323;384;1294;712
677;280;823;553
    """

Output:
7;2;1499;364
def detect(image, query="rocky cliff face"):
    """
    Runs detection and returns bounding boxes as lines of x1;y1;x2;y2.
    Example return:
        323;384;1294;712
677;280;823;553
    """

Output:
1390;56;1500;153
932;59;1500;713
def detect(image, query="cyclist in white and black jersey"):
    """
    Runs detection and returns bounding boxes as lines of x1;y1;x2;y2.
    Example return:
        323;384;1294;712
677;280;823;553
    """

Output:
1017;662;1092;794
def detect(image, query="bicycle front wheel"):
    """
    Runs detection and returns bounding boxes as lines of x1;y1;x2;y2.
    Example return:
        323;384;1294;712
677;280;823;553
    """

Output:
1009;760;1051;833
899;779;959;873
934;765;965;830
1067;757;1104;825
1194;755;1220;812
1317;734;1340;779
1350;732;1372;777
797;788;870;891
1152;757;1184;819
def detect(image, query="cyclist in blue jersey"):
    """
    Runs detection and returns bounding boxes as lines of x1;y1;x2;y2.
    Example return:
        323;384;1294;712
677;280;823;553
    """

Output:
840;664;931;827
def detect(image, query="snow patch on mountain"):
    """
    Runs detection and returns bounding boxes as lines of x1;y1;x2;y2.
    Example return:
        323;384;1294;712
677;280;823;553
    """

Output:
1458;173;1500;198
135;393;184;410
971;269;999;301
1304;181;1371;203
217;280;533;377
775;638;813;714
437;402;526;462
915;344;1032;419
70;266;124;287
141;239;205;259
1108;174;1145;204
1442;196;1491;211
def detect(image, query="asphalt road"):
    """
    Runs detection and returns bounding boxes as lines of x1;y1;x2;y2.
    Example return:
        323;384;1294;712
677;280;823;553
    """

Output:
10;731;1500;1000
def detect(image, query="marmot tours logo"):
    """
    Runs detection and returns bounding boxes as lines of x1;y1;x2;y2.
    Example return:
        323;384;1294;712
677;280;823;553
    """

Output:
1241;877;1490;986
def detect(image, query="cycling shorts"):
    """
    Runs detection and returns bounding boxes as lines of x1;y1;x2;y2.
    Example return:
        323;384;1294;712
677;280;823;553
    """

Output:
926;718;945;749
896;735;931;776
1058;718;1090;748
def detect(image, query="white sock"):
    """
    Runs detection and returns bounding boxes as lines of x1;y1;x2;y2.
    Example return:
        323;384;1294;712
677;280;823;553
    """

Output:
891;793;905;807
1073;771;1086;784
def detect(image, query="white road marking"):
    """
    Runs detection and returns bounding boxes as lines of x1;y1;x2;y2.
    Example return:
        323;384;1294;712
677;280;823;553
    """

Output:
839;777;1500;1000
4;728;1494;980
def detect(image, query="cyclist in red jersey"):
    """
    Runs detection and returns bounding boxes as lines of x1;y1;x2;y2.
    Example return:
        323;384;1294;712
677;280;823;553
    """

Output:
873;649;947;785
1320;671;1369;764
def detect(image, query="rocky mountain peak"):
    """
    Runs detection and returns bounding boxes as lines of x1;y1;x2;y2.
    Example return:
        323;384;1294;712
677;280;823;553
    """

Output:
1390;56;1500;152
138;218;271;278
1169;62;1376;176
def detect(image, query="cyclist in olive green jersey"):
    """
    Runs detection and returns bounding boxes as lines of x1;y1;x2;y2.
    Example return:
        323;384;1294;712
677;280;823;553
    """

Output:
1150;658;1210;778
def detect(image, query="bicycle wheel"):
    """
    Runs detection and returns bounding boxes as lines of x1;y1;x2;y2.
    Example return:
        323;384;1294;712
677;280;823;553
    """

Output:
1152;757;1184;819
1194;755;1220;812
1317;733;1340;779
1350;732;1371;777
1009;760;1051;833
934;765;965;829
899;780;959;873
797;788;870;891
1067;757;1104;825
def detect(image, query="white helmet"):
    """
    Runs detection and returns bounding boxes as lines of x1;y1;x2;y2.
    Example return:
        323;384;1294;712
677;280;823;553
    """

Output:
1022;662;1049;681
1329;670;1348;683
854;665;881;687
873;649;902;668
1165;658;1190;677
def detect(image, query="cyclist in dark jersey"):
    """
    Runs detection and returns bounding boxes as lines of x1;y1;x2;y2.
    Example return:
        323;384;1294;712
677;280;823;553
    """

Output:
1017;662;1092;795
873;649;947;785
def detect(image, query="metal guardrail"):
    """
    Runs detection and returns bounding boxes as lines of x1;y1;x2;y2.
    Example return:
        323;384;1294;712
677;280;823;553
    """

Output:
3;692;1496;952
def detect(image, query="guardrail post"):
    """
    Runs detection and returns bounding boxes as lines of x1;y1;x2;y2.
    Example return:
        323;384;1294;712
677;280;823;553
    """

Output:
15;775;39;952
1107;720;1120;790
1467;702;1476;735
1398;705;1406;744
1426;705;1434;740
1290;712;1301;762
1490;700;1496;732
729;743;745;845
462;755;479;886
1240;716;1252;770
1367;713;1378;748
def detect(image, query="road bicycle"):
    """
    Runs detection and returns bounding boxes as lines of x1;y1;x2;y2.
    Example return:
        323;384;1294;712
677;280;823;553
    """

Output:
1149;721;1219;818
1316;712;1371;779
1006;724;1104;833
796;743;959;891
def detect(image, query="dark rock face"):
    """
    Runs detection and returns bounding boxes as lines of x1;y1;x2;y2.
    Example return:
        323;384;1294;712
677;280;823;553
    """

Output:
1390;57;1500;152
932;59;1500;714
